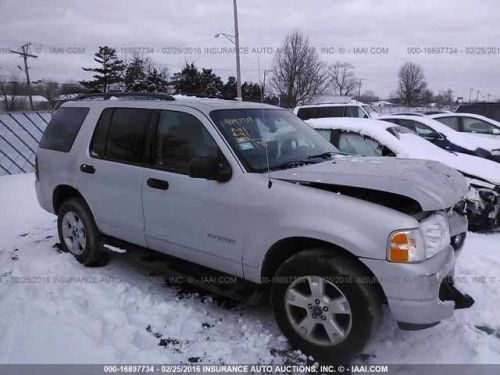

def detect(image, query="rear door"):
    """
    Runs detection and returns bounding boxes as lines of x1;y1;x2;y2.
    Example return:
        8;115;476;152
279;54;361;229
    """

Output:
76;107;154;246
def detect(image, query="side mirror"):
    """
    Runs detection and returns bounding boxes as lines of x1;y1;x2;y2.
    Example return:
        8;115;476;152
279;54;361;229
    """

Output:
189;156;232;182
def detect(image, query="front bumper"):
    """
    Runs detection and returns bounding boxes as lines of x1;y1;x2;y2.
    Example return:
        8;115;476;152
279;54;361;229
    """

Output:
362;245;459;325
361;212;469;326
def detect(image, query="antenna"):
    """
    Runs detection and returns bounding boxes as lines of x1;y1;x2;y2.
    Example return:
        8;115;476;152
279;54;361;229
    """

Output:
265;142;272;189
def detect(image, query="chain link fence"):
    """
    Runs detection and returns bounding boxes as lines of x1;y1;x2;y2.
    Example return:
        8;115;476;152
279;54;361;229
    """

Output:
0;111;51;176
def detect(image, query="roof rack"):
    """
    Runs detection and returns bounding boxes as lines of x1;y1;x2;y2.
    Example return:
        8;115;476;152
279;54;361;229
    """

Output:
53;92;175;110
74;92;175;101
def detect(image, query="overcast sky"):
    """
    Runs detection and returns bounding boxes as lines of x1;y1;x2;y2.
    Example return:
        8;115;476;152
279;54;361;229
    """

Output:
0;0;499;99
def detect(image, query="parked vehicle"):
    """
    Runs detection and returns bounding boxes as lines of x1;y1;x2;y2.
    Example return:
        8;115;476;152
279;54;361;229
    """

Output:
380;115;499;162
36;94;472;362
456;102;500;122
422;110;450;115
294;103;380;120
391;112;425;116
308;117;500;230
429;113;500;140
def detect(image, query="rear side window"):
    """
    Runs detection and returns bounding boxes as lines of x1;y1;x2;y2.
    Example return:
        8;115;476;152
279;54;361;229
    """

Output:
90;108;152;164
435;116;459;130
297;106;345;120
345;106;364;118
488;105;500;122
39;107;89;152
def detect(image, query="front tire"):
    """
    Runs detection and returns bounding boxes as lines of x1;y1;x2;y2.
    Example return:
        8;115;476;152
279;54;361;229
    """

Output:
271;249;382;363
57;198;108;266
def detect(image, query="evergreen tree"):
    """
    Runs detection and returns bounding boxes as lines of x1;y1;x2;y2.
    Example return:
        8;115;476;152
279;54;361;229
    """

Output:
146;67;169;92
200;68;223;98
80;46;126;93
221;76;237;99
242;82;263;102
124;57;147;92
171;63;201;95
171;63;224;97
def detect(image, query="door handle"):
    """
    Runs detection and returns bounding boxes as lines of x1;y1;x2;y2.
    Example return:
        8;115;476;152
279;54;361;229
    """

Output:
147;178;169;190
80;164;95;174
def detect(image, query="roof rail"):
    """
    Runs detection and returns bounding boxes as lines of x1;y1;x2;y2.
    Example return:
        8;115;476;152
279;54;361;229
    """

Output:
74;92;175;101
53;92;175;110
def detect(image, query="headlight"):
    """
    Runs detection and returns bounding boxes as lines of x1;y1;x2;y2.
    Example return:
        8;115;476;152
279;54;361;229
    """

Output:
420;212;450;258
387;213;450;263
387;229;425;263
478;189;497;204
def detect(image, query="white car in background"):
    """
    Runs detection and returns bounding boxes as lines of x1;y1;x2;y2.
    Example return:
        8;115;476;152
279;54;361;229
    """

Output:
294;102;380;120
429;113;500;140
380;115;500;163
307;117;500;230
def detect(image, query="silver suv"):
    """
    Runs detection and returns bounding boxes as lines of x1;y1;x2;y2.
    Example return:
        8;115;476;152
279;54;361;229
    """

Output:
36;93;472;362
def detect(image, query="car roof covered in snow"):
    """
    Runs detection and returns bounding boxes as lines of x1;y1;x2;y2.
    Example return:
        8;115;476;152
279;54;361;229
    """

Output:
429;112;500;126
379;115;500;152
307;117;393;131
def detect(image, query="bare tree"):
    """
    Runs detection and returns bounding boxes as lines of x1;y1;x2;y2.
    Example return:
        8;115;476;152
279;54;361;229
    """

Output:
397;62;427;106
328;62;358;96
270;31;328;107
0;77;21;111
358;89;379;103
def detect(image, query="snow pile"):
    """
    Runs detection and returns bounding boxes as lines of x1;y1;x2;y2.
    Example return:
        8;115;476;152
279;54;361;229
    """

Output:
0;174;499;364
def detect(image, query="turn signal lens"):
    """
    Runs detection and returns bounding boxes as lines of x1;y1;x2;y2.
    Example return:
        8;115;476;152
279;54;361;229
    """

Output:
388;230;424;263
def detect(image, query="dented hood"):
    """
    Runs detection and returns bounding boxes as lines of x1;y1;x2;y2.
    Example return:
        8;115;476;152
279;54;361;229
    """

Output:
270;157;468;211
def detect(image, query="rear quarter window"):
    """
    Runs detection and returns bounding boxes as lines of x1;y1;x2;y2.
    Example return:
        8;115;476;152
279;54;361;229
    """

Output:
39;107;90;152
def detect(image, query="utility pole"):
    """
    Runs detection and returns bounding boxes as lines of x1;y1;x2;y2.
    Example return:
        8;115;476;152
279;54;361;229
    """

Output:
469;88;473;103
357;78;366;99
261;69;272;103
9;42;38;110
476;90;480;102
233;0;242;101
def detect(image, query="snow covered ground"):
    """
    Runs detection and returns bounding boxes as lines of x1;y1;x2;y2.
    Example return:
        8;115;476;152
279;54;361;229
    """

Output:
0;173;499;364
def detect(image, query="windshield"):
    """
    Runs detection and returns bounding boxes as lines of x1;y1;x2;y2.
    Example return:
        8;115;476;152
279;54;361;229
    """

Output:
362;106;378;115
210;108;338;172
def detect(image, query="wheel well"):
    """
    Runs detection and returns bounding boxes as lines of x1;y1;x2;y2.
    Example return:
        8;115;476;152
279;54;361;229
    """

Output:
53;185;84;213
261;237;387;303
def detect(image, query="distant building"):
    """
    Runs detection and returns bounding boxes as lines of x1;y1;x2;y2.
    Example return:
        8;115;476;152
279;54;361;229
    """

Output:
370;100;394;107
0;95;50;111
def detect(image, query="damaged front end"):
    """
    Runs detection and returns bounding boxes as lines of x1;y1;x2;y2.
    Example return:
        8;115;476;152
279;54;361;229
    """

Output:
465;177;500;231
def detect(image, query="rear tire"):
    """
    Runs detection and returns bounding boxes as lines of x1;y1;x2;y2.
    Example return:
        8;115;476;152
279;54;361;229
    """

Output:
271;248;382;363
57;198;108;266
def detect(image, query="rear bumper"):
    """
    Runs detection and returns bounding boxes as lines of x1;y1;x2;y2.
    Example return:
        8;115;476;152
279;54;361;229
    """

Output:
35;180;54;214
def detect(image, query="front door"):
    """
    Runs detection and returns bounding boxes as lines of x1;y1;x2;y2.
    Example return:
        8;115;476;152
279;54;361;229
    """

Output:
141;108;244;276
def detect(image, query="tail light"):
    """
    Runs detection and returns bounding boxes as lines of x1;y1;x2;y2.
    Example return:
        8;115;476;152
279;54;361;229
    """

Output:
35;155;39;181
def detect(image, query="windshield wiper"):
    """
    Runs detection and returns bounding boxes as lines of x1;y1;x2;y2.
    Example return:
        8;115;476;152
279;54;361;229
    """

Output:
270;160;316;171
307;151;338;159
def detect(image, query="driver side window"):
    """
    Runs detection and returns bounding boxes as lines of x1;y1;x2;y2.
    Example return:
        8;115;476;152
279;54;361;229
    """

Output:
154;110;219;174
